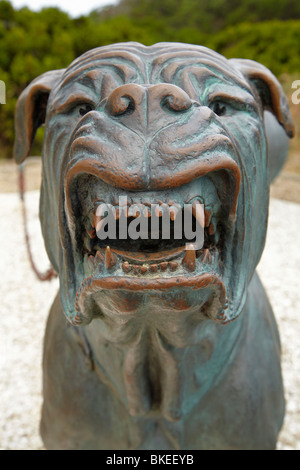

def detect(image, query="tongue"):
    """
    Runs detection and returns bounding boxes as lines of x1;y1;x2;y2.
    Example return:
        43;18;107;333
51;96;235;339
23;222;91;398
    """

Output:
110;246;186;263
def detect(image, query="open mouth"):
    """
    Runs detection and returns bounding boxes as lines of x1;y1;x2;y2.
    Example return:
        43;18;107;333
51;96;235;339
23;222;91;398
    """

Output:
61;155;241;326
82;195;222;276
67;169;230;283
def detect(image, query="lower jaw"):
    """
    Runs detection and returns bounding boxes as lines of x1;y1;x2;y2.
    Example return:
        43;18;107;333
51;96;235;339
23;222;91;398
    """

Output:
75;264;227;324
68;241;228;325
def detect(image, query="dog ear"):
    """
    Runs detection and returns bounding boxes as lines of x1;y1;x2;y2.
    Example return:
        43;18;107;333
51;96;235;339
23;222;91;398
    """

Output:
14;69;65;164
229;58;295;138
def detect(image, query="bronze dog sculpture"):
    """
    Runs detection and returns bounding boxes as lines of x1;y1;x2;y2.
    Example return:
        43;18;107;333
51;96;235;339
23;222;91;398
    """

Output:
14;43;294;450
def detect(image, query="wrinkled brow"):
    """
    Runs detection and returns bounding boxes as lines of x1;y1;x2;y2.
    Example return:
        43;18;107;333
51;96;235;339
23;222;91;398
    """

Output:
50;65;142;112
59;55;146;90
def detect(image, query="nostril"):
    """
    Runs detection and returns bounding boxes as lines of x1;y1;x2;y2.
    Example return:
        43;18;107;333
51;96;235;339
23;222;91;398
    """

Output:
105;95;136;117
161;93;192;114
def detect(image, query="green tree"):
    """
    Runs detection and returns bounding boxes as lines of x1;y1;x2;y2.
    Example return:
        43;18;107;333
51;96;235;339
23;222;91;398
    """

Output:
0;0;299;159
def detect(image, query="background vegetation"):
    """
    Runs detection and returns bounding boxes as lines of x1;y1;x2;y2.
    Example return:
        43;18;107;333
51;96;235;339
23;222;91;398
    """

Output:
0;0;299;158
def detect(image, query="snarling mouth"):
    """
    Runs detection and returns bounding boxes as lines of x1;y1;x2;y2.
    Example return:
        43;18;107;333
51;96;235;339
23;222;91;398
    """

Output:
62;154;241;326
82;195;222;276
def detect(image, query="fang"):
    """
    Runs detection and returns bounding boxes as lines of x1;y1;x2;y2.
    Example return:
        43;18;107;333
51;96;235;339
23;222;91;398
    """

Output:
182;244;196;271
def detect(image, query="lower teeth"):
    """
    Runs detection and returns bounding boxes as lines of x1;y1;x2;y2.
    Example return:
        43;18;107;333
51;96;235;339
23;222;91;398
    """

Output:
86;246;216;276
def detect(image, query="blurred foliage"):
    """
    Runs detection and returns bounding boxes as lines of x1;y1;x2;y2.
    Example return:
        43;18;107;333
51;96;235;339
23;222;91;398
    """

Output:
0;0;299;158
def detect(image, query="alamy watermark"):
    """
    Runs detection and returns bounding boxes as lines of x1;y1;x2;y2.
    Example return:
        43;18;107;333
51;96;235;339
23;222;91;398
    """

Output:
94;196;205;250
0;80;5;104
292;80;300;105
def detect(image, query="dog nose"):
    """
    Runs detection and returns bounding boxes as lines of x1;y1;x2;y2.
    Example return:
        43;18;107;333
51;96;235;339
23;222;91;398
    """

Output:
104;84;193;134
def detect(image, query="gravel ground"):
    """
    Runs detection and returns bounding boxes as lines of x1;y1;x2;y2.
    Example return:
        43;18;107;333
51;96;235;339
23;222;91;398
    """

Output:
0;190;299;450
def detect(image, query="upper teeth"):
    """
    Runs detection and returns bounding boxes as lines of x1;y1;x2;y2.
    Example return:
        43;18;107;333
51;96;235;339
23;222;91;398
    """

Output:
92;198;213;229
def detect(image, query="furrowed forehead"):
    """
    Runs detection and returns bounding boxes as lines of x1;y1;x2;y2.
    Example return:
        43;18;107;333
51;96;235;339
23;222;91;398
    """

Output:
149;47;252;93
50;43;253;103
49;48;147;108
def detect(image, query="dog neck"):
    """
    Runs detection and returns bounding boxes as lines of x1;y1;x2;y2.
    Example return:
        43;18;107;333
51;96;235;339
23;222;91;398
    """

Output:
76;308;246;422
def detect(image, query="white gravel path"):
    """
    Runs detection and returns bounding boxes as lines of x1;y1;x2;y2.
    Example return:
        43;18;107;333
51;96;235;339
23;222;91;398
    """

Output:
0;191;299;450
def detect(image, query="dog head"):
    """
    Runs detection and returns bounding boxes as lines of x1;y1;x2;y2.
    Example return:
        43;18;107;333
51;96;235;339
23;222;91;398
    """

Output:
14;43;294;339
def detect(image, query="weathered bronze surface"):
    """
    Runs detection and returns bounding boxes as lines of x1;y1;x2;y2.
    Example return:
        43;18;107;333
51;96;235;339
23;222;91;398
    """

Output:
14;43;294;450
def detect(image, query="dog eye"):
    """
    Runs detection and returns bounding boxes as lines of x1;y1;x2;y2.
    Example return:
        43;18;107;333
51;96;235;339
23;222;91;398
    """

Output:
210;101;227;116
78;104;94;117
